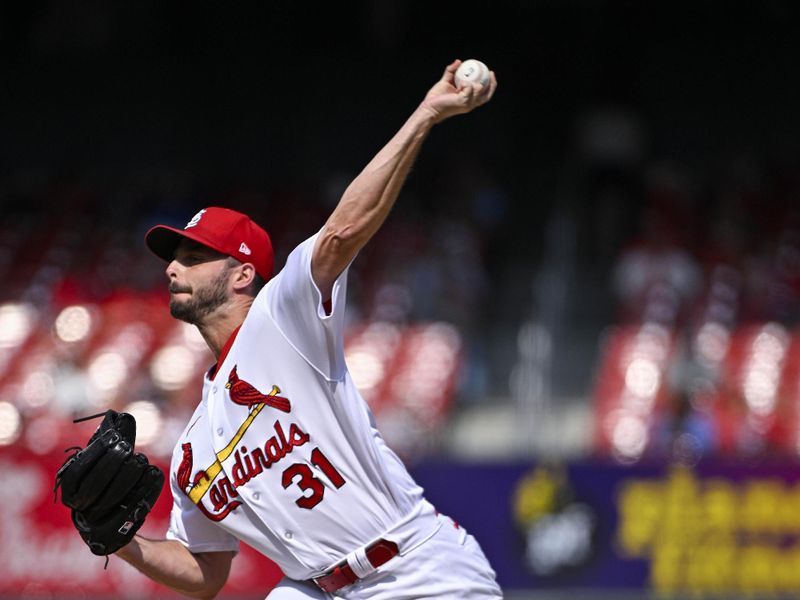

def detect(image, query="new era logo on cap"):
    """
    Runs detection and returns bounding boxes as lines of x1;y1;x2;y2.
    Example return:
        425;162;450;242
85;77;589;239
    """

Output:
144;207;274;280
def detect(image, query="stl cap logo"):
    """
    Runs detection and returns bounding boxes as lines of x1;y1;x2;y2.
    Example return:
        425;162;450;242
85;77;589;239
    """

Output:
239;242;252;255
185;209;207;229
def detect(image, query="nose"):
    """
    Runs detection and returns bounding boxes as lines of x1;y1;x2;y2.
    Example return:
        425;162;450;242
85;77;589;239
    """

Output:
166;259;181;280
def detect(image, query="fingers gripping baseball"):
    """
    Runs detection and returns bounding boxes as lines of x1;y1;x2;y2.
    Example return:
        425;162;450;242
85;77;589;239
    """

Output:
420;59;497;124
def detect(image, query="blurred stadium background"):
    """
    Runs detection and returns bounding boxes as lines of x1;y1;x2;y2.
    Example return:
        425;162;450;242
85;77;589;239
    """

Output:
2;1;800;598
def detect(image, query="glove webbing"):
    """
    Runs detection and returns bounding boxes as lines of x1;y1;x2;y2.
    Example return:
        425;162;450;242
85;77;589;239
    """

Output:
52;411;113;503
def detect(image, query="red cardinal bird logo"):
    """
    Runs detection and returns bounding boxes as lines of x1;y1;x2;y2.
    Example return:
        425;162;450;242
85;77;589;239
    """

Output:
177;443;193;491
226;365;291;413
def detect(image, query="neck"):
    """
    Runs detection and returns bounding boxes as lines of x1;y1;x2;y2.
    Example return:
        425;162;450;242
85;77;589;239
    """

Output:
195;298;253;359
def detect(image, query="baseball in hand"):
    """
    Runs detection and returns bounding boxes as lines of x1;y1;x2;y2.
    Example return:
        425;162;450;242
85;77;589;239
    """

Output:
454;59;490;88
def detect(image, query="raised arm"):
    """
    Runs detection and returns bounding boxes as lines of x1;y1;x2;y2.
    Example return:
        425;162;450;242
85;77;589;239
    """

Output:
115;536;234;600
311;59;497;300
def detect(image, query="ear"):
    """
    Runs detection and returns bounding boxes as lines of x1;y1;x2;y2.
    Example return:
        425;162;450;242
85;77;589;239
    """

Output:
230;262;257;294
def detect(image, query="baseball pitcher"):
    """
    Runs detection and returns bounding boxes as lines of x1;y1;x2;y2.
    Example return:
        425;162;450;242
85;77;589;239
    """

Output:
56;59;501;599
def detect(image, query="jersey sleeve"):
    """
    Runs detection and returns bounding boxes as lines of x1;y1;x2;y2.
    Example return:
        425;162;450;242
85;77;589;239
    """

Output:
166;475;241;554
255;232;351;381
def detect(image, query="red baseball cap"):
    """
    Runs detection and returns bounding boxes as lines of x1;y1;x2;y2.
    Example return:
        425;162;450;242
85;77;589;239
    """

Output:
145;207;274;280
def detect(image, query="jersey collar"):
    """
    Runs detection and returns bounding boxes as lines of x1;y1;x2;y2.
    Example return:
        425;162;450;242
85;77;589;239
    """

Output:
208;324;242;381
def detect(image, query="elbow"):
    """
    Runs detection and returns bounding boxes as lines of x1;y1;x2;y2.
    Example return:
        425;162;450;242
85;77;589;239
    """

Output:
312;225;362;300
322;222;360;250
181;579;226;600
178;576;227;600
182;551;234;600
318;223;363;265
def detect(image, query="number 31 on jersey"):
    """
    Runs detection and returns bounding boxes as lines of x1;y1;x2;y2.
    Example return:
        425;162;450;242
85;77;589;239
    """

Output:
281;447;346;509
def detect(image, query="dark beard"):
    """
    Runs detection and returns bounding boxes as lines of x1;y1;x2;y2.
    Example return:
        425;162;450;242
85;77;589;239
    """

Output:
169;271;230;324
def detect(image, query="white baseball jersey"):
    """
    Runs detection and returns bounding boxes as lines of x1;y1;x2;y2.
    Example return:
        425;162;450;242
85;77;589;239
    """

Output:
166;232;441;580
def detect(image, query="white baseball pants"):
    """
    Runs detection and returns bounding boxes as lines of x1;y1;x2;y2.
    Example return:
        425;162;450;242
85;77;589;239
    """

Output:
265;513;502;599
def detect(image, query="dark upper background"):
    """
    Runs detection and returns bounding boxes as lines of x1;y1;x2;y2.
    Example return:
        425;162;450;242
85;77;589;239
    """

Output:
5;1;800;204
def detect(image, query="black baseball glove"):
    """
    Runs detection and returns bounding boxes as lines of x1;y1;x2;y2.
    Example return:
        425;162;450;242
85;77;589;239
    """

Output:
54;410;164;558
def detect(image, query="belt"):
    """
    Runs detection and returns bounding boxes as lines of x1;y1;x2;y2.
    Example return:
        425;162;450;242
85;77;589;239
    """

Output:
313;539;399;593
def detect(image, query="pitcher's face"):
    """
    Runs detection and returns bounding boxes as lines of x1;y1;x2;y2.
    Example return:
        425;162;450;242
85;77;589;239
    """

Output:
166;240;233;324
